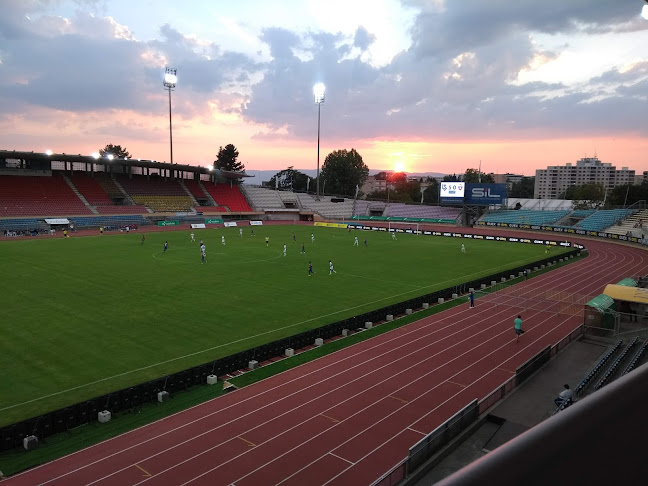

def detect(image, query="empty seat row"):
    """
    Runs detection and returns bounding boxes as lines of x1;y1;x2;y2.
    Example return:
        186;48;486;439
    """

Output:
130;195;193;212
574;339;623;396
203;182;252;212
594;337;638;390
622;338;648;376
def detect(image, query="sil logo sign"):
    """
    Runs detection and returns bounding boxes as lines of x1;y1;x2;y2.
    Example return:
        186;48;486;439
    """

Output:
471;188;501;199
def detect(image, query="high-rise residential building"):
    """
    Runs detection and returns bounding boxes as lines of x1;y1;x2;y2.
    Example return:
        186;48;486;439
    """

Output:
494;173;525;189
534;157;635;199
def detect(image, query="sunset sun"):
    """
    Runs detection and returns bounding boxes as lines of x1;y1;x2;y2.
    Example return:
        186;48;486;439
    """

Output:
394;161;406;172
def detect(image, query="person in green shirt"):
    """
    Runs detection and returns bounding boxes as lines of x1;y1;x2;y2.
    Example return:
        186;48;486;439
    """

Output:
514;315;524;342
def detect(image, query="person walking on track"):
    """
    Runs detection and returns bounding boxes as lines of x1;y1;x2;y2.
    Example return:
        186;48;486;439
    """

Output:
514;315;525;342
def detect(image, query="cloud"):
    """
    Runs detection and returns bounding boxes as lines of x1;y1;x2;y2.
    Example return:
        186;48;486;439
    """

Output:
0;0;647;162
241;1;648;143
353;26;376;51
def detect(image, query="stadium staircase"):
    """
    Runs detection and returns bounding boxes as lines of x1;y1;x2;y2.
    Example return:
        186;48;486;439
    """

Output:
116;175;193;212
0;174;92;217
108;175;139;208
198;181;218;207
605;209;648;238
575;209;635;232
61;174;99;214
84;173;153;214
178;179;199;208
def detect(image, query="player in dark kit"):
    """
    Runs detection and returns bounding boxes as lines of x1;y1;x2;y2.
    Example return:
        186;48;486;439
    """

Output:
163;241;168;252
308;261;314;276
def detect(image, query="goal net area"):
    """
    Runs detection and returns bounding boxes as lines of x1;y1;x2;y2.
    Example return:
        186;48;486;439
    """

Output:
387;221;420;235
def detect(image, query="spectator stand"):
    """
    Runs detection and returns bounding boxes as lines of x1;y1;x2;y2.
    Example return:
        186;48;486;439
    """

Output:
573;339;623;398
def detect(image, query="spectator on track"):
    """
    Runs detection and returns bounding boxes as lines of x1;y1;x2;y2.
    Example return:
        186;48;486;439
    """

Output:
554;384;573;407
469;290;475;308
514;315;524;342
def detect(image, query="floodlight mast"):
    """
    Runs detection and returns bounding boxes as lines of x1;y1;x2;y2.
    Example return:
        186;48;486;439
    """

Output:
313;83;325;200
163;67;177;164
643;1;648;20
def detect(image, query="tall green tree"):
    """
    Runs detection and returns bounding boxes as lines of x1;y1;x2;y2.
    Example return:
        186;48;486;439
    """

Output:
366;172;421;203
463;168;495;183
607;184;648;207
443;174;460;182
214;144;245;172
268;167;312;192
564;183;606;209
320;148;369;197
422;178;440;204
99;144;131;159
509;177;535;198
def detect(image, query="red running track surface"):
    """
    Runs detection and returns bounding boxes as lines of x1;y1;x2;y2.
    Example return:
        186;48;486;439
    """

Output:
5;235;647;486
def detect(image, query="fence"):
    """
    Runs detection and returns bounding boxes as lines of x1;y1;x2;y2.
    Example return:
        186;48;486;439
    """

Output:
371;325;584;486
515;346;552;386
478;376;516;415
407;401;479;474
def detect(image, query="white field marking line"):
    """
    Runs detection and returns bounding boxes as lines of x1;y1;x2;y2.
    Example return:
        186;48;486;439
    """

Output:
319;312;579;486
225;308;571;486
500;245;627;301
83;306;518;486
178;307;535;486
480;245;618;305
407;426;428;437
30;243;611;485
328;452;355;466
37;301;516;485
15;243;618;483
251;269;622;486
472;245;616;310
0;258;532;413
204;296;593;486
18;294;516;485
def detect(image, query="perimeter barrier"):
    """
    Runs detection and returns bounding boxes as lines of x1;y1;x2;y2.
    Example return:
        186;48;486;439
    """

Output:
369;324;584;486
0;242;582;452
407;400;479;473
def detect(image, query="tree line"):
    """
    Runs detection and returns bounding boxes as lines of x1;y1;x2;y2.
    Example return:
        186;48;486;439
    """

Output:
100;142;648;207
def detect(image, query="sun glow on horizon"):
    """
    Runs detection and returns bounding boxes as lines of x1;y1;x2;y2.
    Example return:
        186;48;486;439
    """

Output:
393;160;406;172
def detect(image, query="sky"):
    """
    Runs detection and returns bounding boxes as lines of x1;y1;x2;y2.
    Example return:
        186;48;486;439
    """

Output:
0;0;647;177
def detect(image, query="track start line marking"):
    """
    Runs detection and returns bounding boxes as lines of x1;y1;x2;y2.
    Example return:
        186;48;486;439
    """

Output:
135;464;152;477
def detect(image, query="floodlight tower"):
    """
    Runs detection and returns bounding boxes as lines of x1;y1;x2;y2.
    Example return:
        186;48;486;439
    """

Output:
643;0;648;20
313;83;325;200
163;67;177;164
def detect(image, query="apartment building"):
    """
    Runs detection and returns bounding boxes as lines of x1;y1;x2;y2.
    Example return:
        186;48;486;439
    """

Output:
534;157;635;199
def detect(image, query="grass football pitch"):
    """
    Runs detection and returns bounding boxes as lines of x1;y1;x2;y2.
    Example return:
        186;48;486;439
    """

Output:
0;225;569;426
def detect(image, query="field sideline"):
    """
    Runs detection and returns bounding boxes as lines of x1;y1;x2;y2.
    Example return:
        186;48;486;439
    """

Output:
0;224;569;425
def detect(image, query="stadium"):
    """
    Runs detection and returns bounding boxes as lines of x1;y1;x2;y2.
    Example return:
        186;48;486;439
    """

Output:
1;151;648;485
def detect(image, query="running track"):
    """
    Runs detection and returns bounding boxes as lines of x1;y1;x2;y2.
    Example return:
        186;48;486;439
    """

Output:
5;234;648;486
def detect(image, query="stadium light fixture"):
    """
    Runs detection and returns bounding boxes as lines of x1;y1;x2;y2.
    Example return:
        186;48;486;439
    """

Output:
45;149;53;156
107;154;114;160
643;2;648;20
313;83;325;200
91;152;100;159
163;67;177;164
